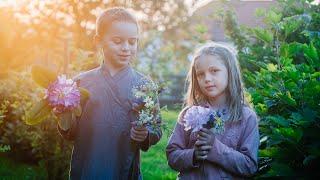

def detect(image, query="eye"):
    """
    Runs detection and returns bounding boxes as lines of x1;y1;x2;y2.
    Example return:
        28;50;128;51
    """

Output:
210;68;219;73
112;37;122;44
128;38;137;45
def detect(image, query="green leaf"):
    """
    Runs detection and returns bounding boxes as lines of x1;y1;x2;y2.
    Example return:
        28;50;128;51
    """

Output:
267;115;290;127
31;65;58;88
303;42;319;66
267;63;277;72
278;91;297;106
263;162;295;177
253;27;273;43
25;99;52;125
278;127;303;142
280;42;303;58
259;147;281;158
267;10;282;23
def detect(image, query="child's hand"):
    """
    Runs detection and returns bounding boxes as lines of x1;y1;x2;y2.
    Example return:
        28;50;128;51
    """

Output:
194;144;210;161
132;102;145;113
197;128;215;146
193;128;215;161
130;122;148;142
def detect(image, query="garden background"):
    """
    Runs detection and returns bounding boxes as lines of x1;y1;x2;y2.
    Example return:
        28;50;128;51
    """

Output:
0;0;319;179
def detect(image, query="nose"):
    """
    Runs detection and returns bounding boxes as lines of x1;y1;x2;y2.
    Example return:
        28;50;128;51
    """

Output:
121;41;129;51
204;73;211;83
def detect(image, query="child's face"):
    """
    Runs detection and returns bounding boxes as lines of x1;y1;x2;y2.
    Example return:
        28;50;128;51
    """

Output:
101;21;138;69
195;54;228;101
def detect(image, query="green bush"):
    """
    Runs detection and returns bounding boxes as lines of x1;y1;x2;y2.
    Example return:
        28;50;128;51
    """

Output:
0;71;72;179
223;0;319;178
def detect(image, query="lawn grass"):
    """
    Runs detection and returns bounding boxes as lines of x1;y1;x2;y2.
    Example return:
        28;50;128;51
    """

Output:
141;109;179;180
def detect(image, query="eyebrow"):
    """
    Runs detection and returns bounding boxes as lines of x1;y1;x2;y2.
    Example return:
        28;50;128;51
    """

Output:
111;36;138;39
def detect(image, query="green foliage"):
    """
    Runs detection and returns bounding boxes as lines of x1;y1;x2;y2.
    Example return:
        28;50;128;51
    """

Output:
223;0;320;178
0;155;47;179
0;71;71;179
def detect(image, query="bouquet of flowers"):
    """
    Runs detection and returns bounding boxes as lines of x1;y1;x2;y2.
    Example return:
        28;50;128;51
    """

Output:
183;106;227;134
25;65;90;125
132;79;165;129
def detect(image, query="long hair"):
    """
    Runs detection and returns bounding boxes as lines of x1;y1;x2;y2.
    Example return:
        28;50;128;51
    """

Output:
184;42;246;122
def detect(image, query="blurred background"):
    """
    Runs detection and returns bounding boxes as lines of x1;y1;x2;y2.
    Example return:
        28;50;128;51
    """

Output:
0;0;319;179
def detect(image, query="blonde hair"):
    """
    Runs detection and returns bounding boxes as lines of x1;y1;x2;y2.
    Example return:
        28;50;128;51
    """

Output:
184;42;246;122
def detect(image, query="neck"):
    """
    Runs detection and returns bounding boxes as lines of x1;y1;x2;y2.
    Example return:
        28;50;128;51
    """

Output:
208;92;227;109
103;59;128;77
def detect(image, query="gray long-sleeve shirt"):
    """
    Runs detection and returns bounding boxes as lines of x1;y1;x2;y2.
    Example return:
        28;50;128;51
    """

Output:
166;106;259;179
58;64;162;180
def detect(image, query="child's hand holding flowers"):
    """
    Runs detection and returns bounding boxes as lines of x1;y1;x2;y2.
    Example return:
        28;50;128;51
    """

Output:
183;106;227;162
130;121;149;142
194;128;215;161
25;65;90;127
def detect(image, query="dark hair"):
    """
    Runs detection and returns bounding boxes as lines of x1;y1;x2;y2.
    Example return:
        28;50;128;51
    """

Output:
96;7;138;37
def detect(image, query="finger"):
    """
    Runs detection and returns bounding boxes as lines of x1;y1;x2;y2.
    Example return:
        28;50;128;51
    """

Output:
195;140;207;147
130;131;146;141
132;128;148;135
198;131;210;139
134;126;148;131
198;150;208;156
131;128;148;137
131;121;138;127
200;128;211;133
131;135;143;142
199;145;212;151
196;155;208;160
197;135;208;141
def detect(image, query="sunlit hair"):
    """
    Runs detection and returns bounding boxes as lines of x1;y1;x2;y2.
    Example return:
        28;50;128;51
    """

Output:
96;7;139;37
184;42;246;122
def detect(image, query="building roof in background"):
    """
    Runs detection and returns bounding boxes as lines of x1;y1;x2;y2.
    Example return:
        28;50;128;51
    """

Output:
191;0;276;41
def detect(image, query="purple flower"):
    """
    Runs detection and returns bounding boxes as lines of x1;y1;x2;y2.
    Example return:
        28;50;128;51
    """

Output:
44;75;80;113
183;106;211;132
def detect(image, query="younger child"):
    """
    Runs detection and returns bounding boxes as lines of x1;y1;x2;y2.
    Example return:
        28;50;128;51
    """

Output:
166;42;259;179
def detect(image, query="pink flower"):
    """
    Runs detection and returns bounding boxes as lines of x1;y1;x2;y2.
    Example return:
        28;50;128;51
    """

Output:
183;106;211;132
44;75;80;113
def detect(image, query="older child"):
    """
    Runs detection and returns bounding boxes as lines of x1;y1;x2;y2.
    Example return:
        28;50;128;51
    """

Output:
56;7;162;179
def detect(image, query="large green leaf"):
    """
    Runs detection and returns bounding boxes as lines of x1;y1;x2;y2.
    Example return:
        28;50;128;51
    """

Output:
303;42;319;66
31;65;58;88
25;99;52;125
253;28;273;43
267;115;290;127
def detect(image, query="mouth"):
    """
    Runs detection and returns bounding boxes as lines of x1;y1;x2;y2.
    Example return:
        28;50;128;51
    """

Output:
205;85;215;91
118;54;131;59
